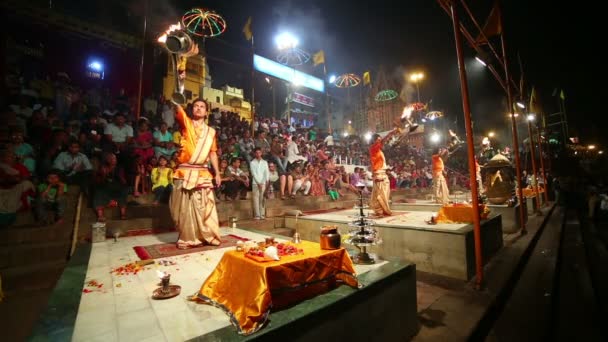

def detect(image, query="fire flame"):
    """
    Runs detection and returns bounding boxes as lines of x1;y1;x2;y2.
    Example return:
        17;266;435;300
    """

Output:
401;105;413;119
157;22;182;43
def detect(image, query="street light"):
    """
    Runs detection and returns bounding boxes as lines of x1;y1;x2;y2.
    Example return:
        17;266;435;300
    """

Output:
488;131;495;138
430;132;441;143
409;72;425;102
276;32;299;125
475;56;487;66
275;32;298;50
588;145;596;150
527;114;535;122
516;102;526;109
329;75;336;84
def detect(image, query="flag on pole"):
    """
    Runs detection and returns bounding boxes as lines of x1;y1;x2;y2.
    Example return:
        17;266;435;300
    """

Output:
529;86;538;114
475;1;502;45
363;71;371;85
313;50;325;66
560;89;565;100
242;17;253;41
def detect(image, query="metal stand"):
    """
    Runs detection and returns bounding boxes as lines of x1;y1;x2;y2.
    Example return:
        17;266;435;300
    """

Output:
346;188;381;264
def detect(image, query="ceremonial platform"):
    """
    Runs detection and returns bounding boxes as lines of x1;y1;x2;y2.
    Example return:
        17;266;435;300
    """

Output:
285;209;503;280
30;227;418;341
391;199;527;233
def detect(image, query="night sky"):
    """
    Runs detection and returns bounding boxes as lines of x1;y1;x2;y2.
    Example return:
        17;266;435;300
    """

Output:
36;0;605;146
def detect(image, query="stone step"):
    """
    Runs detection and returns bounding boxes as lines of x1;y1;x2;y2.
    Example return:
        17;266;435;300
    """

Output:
1;260;66;294
0;224;74;246
0;241;70;270
273;227;295;237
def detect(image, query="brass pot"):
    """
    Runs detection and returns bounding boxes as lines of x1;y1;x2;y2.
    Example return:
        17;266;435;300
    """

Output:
320;226;341;250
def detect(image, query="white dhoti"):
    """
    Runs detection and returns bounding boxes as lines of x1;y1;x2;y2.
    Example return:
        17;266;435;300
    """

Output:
170;179;221;248
370;171;392;216
433;172;450;204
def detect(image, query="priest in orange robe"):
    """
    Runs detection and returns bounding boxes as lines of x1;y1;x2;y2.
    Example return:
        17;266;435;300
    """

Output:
432;147;450;204
170;99;222;249
369;129;398;217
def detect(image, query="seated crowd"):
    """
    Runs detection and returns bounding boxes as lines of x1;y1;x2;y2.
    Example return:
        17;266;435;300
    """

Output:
1;71;446;227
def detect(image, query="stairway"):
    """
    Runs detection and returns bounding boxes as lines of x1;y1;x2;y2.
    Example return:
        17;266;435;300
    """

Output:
0;187;81;342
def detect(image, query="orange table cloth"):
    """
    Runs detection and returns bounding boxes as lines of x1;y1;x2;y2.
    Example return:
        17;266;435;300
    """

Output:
193;240;358;335
522;187;545;198
436;204;490;223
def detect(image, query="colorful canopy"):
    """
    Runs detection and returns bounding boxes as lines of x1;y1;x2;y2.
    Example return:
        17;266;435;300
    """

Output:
334;73;361;88
374;89;399;102
277;48;311;66
181;8;227;38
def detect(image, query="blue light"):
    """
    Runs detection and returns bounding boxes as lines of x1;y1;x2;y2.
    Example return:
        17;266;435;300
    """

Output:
88;60;103;72
253;54;324;93
328;75;336;84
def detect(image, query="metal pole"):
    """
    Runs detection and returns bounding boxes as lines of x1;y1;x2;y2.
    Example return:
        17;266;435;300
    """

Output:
450;1;484;289
272;83;276;119
324;63;331;132
499;5;527;234
250;35;255;135
416;82;421;102
287;83;291;125
135;0;148;120
527;119;541;212
536;123;549;203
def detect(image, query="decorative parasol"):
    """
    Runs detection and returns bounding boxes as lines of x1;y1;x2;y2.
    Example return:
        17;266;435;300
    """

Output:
334;73;361;88
181;8;227;38
277;48;311;66
374;89;399;102
425;111;444;120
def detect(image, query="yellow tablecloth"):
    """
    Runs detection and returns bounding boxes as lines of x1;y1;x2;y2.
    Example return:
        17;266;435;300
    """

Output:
437;204;490;223
193;240;358;335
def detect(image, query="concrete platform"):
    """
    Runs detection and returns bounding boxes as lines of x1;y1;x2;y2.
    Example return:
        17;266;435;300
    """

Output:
391;200;527;233
285;209;504;280
31;228;418;341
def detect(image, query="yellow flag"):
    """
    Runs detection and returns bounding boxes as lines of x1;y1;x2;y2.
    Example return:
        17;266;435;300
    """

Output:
242;17;253;41
475;1;502;45
313;50;325;66
529;86;538;114
363;71;371;85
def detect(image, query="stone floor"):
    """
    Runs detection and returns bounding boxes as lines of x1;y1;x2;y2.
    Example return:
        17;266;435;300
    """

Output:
71;228;386;341
299;208;471;232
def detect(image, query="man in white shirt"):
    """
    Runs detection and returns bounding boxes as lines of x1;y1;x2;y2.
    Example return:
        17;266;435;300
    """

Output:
324;132;334;147
250;147;269;219
285;135;307;166
161;103;175;128
104;113;133;153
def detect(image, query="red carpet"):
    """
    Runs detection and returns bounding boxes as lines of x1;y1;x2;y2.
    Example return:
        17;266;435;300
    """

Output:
133;234;249;260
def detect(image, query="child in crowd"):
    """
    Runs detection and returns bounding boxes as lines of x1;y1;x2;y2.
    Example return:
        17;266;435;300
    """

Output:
151;156;173;205
132;156;146;197
170;151;179;169
35;170;67;224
